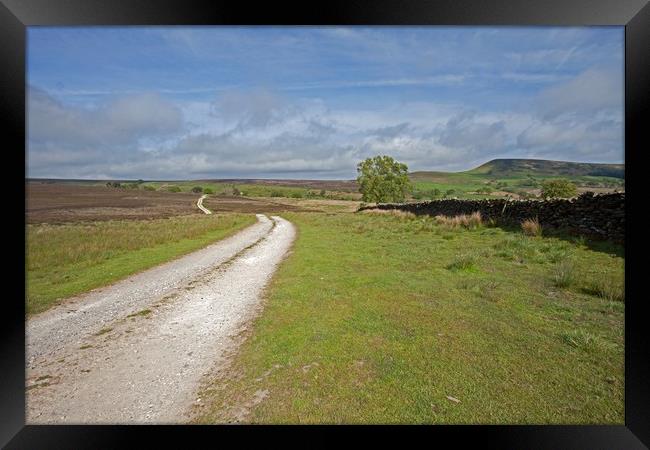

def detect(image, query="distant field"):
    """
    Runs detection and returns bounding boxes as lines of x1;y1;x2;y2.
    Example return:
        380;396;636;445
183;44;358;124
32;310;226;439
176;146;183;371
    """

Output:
28;157;625;206
26;214;256;315
31;178;361;201
143;180;361;201
26;182;314;223
27;182;201;223
194;211;624;424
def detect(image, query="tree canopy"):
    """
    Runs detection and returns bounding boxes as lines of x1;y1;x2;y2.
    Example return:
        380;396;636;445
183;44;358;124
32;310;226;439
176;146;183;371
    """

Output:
540;179;578;199
356;155;412;203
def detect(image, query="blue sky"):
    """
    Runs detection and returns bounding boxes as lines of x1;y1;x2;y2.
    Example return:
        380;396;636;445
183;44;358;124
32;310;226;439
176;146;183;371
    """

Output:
27;26;624;179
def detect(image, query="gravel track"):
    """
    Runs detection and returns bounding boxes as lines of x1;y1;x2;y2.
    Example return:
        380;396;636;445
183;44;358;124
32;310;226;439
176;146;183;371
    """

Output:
197;194;212;214
26;214;295;423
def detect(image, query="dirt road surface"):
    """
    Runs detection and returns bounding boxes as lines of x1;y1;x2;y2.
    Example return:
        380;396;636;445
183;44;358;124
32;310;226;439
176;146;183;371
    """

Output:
26;214;295;424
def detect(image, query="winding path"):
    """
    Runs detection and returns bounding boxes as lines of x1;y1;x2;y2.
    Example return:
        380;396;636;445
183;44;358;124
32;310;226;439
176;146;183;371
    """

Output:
26;214;295;424
197;194;212;214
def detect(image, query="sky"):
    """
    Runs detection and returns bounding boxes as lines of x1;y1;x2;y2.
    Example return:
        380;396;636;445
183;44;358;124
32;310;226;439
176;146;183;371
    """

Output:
27;26;624;180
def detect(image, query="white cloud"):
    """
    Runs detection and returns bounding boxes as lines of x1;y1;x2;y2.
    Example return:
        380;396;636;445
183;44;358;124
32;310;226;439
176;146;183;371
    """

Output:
536;68;623;119
28;87;184;147
512;68;624;161
28;72;624;180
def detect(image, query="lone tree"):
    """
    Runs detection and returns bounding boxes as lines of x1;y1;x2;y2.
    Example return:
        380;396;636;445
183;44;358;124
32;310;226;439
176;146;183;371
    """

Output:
540;179;578;199
356;155;412;203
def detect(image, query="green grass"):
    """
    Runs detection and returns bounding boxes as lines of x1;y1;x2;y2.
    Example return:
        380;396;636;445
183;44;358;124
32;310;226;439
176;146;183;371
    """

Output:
26;213;255;315
127;309;153;318
195;212;624;424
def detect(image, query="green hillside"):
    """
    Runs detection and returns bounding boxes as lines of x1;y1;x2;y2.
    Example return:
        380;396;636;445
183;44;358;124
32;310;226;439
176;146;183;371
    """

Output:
409;159;624;201
467;159;624;178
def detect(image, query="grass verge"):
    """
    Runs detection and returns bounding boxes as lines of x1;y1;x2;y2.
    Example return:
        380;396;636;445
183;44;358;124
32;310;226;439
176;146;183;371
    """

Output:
194;211;623;424
26;213;255;315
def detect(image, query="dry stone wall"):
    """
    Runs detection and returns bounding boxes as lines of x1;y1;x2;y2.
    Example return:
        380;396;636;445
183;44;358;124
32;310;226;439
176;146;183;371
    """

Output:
359;192;624;243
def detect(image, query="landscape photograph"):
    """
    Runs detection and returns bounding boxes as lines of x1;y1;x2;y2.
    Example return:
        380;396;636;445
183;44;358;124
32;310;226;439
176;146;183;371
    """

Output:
26;26;624;424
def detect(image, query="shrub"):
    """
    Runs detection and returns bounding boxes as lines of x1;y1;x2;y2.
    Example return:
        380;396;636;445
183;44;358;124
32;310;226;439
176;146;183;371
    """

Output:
270;190;283;197
203;188;214;195
191;186;203;193
541;179;578;199
167;186;181;193
291;191;304;199
434;212;482;229
521;218;542;237
231;186;241;196
143;185;156;191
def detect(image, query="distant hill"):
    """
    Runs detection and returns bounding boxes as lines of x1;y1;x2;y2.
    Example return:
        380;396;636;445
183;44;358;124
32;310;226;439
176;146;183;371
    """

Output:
465;159;624;179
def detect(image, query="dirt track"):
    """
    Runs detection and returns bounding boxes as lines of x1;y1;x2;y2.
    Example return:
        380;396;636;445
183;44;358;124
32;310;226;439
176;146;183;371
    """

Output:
26;214;295;423
197;194;212;214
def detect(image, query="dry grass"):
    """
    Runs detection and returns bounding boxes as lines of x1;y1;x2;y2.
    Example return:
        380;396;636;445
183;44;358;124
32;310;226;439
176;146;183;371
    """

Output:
361;209;417;219
434;211;483;229
521;217;542;237
552;258;576;288
27;215;251;270
26;213;255;314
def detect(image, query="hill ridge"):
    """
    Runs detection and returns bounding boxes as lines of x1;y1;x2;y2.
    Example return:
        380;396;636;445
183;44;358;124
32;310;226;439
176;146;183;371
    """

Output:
412;158;624;179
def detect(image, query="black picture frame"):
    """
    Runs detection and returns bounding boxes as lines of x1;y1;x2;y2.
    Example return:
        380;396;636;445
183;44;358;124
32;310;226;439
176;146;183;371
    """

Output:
3;0;648;447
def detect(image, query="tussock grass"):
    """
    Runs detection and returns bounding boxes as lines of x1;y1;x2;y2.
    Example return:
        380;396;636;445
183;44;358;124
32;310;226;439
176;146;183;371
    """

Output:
493;235;573;265
552;258;576;288
583;277;625;303
26;214;255;315
434;211;483;230
559;329;617;352
446;254;478;271
457;279;502;302
521;217;542;237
